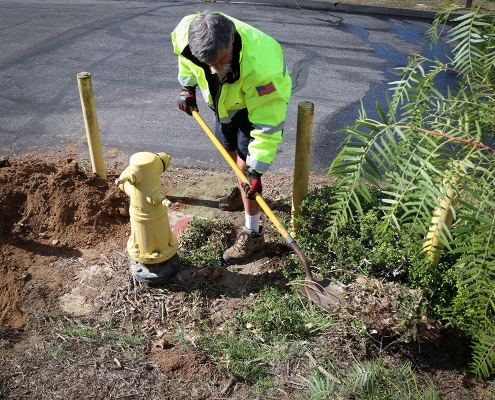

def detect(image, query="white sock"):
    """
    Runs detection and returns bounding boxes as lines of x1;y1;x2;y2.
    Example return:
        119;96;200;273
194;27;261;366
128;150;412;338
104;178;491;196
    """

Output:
245;213;260;233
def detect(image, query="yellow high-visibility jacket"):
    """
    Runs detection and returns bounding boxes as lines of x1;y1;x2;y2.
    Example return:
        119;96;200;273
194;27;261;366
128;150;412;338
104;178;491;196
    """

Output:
171;13;292;173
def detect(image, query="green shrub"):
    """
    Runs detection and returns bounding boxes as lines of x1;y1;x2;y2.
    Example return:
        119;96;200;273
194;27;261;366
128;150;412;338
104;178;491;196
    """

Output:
287;186;420;285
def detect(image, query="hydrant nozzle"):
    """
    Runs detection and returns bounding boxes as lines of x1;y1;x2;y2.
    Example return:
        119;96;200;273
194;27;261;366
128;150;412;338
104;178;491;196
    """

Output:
116;152;180;284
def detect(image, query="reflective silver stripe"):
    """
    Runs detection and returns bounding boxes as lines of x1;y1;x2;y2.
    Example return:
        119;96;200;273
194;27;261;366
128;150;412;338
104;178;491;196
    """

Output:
178;75;197;86
219;109;242;124
227;109;240;119
283;61;288;76
253;121;285;135
246;157;270;173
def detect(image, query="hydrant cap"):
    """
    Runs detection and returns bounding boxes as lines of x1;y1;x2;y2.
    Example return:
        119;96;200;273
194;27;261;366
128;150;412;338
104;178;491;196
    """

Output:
130;152;156;167
156;152;171;171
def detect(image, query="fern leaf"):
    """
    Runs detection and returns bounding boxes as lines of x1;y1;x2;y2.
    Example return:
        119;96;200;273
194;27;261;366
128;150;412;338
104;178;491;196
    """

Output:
470;327;495;378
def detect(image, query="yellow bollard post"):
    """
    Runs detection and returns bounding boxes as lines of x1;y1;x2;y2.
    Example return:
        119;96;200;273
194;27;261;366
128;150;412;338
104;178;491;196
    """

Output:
77;72;107;179
291;101;314;236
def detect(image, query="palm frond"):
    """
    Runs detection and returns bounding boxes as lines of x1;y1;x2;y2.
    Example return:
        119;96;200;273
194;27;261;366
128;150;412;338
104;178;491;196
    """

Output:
470;326;495;378
303;376;337;400
326;3;495;377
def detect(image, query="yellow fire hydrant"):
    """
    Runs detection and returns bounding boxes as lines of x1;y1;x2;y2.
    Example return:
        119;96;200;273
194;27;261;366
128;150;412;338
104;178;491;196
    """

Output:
116;152;179;284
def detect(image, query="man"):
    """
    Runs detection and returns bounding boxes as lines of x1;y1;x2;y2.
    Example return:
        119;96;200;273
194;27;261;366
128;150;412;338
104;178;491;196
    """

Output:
171;12;292;263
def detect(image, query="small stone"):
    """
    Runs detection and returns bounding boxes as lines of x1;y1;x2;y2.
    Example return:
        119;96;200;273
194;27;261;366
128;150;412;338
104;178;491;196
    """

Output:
19;237;29;245
192;267;208;278
52;239;59;246
21;273;31;281
209;268;220;282
107;148;119;158
153;337;169;349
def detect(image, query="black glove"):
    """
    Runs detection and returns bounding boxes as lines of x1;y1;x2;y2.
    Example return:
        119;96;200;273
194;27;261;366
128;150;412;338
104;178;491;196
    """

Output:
243;168;262;200
178;86;197;116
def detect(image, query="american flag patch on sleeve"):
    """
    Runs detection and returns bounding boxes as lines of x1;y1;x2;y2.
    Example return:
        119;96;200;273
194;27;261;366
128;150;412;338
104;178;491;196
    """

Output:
256;82;276;96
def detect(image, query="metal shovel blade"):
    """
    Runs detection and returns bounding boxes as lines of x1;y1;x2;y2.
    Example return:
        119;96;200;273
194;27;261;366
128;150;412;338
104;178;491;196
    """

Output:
296;276;344;313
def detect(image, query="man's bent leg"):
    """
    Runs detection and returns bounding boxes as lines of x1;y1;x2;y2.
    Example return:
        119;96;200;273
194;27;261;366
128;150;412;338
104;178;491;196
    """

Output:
223;158;265;263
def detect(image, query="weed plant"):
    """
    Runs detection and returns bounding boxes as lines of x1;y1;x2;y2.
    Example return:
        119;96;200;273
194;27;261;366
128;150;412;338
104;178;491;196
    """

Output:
237;287;334;339
44;344;71;360
178;217;235;270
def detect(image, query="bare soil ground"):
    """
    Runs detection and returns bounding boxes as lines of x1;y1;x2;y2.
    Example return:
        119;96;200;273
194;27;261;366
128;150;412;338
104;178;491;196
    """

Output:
0;153;493;399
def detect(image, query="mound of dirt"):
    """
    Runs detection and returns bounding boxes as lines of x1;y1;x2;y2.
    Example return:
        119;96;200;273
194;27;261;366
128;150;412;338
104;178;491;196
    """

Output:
0;155;129;248
0;155;130;328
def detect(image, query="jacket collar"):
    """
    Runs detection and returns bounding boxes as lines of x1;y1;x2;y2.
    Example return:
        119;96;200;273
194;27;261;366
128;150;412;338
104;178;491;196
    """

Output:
224;32;241;84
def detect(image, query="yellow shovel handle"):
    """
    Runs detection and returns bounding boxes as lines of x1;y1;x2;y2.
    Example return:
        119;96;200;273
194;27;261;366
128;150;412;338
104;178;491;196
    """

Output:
191;109;295;245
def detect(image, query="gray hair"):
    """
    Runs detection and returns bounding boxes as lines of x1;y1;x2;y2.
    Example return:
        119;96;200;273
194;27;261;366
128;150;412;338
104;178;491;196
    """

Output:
188;13;235;64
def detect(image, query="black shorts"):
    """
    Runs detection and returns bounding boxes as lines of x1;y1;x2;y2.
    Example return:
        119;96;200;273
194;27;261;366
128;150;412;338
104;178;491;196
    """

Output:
214;108;253;162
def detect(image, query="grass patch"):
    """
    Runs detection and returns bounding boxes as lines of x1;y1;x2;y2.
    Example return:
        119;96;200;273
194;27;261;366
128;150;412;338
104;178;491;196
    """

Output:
178;217;236;270
44;344;71;360
199;286;335;386
238;287;334;338
168;183;448;395
63;320;146;362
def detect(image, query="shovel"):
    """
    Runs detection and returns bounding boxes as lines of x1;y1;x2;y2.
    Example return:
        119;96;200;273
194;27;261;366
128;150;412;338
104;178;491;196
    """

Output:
190;109;343;313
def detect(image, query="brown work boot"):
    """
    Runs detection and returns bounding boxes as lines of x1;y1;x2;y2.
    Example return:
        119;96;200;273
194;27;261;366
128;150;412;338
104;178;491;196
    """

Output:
218;187;244;211
223;226;265;263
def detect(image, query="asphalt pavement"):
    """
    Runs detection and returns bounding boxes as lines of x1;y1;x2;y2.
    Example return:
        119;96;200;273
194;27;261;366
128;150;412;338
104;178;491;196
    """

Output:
0;0;454;173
